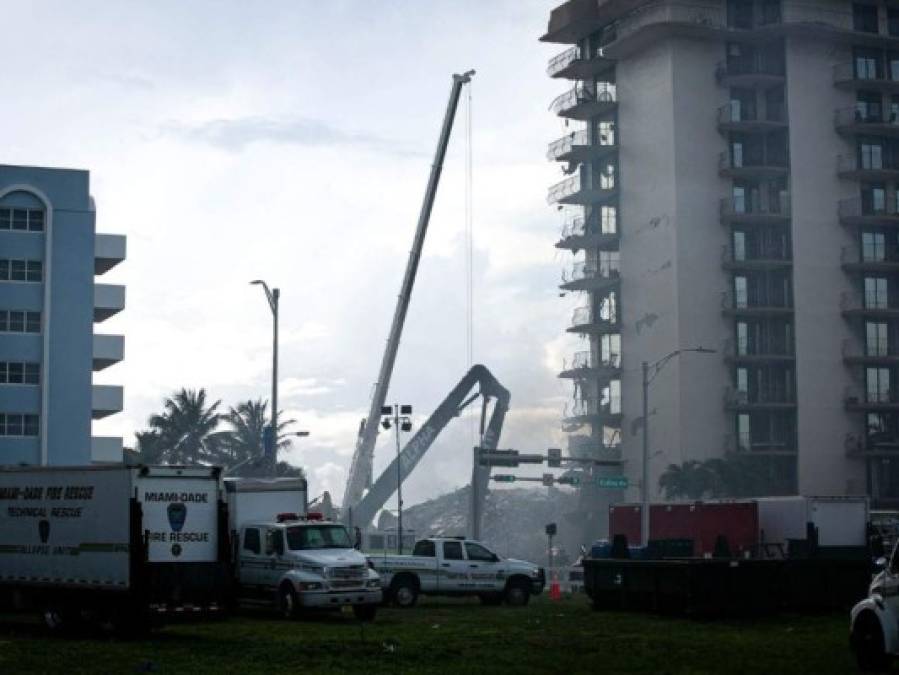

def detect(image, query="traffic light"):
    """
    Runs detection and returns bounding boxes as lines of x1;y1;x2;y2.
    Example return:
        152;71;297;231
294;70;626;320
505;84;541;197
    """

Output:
492;474;516;483
477;448;520;467
542;473;555;487
547;448;562;468
558;474;581;486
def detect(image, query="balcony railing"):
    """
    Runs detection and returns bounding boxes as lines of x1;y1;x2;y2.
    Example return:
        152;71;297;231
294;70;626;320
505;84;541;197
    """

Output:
562;260;620;284
570;306;618;329
547;174;616;205
724;387;795;407
721;337;794;359
716;59;785;82
548;129;590;161
723;243;791;265
846;387;899;407
547;46;581;77
721;290;792;312
839;196;899;223
842;339;899;361
841;245;899;265
833;62;899;88
611;1;725;46
725;433;795;455
549;83;617;117
835;106;899;132
837;154;899;176
719;151;788;174
560;214;587;239
565;397;621;419
717;102;786;126
562;350;621;372
720;194;791;221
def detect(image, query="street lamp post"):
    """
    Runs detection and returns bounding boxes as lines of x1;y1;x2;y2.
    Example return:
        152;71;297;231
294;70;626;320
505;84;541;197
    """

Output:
641;346;716;547
381;404;413;554
251;280;280;475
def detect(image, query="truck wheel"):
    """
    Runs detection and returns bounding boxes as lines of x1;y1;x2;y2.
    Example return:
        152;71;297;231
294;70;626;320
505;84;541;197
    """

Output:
352;604;377;622
279;584;300;620
853;612;890;672
390;576;418;608
504;581;530;607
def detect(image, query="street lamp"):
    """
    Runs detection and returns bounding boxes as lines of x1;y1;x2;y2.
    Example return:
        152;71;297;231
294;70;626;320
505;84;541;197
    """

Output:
251;280;280;475
641;346;716;546
381;404;413;554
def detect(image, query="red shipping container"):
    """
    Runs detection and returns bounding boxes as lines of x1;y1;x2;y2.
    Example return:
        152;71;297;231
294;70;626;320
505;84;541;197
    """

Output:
609;501;759;557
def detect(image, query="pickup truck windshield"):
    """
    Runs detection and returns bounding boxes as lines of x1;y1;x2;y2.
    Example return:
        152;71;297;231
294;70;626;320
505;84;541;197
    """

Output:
286;525;352;550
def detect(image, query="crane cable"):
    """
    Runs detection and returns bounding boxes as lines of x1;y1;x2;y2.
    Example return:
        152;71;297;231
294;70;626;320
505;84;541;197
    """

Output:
464;79;475;446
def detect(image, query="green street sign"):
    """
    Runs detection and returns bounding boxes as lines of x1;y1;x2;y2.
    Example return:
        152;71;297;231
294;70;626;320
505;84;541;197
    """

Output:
596;476;628;489
492;475;516;483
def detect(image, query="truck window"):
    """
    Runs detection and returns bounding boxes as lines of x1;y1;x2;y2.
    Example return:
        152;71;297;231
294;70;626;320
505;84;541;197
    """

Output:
243;527;261;554
465;542;495;562
442;540;464;560
412;540;436;557
286;525;352;550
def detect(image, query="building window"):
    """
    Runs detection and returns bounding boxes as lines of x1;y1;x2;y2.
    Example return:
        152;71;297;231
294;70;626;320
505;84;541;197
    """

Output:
0;259;42;283
0;362;40;385
890;9;899;37
861;139;885;169
0;413;39;437
854;3;880;33
865;276;889;308
867;366;892;403
867;321;890;356
863;231;887;260
0;207;44;232
862;183;887;214
0;310;41;334
734;276;749;307
600;206;616;234
855;47;882;79
857;90;883;122
734;231;747;261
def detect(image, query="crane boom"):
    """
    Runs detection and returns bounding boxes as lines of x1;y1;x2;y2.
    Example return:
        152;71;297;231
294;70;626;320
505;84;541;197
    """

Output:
343;70;475;520
349;364;509;536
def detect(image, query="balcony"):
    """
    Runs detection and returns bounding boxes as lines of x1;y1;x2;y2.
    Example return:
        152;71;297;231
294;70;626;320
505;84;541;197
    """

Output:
555;216;619;252
547;175;616;206
721;244;791;272
841;246;899;274
841;291;899;320
833;62;899;93
842;339;899;366
547;129;617;164
560;260;620;293
718;151;788;179
550;83;617;121
839;197;899;228
721;290;793;317
717;103;787;135
837;154;899;181
845;388;899;412
846;432;899;458
94;283;126;322
562;397;622;429
720;194;791;226
92;384;123;420
601;1;726;59
715;60;785;89
724;387;796;411
91;436;123;463
567;306;619;335
95;233;126;275
835;106;899;138
559;350;621;381
725;433;796;456
721;337;794;364
547;45;614;80
93;334;124;371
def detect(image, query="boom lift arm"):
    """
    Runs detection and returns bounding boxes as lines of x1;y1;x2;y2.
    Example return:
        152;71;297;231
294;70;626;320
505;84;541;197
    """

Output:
350;364;509;538
343;70;476;517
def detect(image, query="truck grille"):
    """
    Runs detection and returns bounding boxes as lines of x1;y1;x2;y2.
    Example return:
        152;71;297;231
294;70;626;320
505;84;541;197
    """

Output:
328;565;365;580
329;579;364;590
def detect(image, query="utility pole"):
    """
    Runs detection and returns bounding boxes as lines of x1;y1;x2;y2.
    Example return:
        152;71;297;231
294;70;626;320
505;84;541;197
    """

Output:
251;280;280;474
381;404;412;554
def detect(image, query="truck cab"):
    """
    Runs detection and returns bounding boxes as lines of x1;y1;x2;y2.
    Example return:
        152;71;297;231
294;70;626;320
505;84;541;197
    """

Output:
236;514;382;621
370;537;544;608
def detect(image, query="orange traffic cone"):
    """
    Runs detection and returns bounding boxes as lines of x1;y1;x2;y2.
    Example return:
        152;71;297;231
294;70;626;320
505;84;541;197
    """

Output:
549;571;562;601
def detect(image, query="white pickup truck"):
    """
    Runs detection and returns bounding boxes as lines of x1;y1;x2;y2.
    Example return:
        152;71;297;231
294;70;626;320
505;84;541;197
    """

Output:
226;478;382;620
851;542;899;670
369;537;545;607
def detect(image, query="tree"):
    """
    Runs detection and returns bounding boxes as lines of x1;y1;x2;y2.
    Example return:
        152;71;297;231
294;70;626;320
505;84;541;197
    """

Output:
139;388;227;465
658;455;796;500
658;460;714;500
221;399;305;478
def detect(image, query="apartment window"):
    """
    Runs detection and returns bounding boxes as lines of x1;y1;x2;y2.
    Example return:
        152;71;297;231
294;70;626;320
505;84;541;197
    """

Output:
736;368;749;400
0;207;44;232
601;334;620;367
863;231;887;260
865;276;889;308
737;413;751;451
857;90;883;122
596;120;615;146
734;231;747;261
737;321;749;355
0;259;43;283
890;8;899;37
0;362;40;385
0;310;41;334
733;185;747;213
765;87;785;122
868;321;890;356
598;250;619;276
0;413;39;437
760;0;781;25
862;183;887;214
734;276;749;307
727;0;754;29
598;163;615;190
855;47;882;80
604;380;621;414
868;367;892;403
729;88;756;122
890;51;899;81
861;139;885;169
600;206;617;234
854;3;880;33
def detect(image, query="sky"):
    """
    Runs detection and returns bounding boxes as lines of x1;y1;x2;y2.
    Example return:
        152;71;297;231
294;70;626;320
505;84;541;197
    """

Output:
3;0;585;510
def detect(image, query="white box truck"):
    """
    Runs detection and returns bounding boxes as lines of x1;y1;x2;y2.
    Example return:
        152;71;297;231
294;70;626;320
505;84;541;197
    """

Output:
0;465;230;633
225;477;382;620
757;496;869;555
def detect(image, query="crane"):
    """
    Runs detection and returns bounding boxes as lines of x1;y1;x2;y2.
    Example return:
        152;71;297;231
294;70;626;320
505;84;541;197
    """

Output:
343;70;476;523
348;364;509;539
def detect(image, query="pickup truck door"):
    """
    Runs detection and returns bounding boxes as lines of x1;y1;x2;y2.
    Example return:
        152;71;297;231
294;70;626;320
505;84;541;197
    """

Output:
239;527;264;588
439;540;471;591
464;541;503;590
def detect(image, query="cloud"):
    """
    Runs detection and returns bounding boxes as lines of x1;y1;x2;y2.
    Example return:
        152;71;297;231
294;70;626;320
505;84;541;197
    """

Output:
160;116;421;154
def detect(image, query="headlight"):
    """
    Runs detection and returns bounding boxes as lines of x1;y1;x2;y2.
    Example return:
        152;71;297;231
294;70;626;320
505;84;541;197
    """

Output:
530;568;540;577
366;579;382;588
300;582;323;591
300;564;325;576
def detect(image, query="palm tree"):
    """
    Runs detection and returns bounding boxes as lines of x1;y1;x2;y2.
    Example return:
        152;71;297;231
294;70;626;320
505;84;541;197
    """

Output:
658;460;713;500
221;399;304;477
143;388;227;465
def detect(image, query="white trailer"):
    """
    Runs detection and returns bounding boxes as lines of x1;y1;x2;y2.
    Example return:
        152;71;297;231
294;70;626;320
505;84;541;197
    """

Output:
757;496;869;554
0;465;230;632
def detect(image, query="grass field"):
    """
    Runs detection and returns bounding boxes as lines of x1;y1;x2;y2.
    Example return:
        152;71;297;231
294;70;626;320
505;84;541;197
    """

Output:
0;595;866;674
